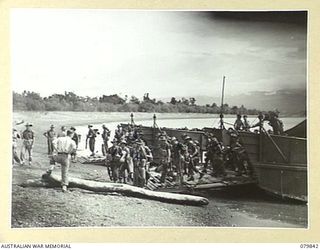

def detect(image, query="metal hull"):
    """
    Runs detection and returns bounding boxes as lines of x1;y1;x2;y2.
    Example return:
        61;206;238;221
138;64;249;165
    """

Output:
237;131;307;202
253;162;307;202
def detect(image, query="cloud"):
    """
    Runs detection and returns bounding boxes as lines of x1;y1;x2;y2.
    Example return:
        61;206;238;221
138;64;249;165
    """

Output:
11;9;307;98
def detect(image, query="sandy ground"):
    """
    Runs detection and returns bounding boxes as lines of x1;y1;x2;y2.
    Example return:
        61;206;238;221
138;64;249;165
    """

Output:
11;152;307;228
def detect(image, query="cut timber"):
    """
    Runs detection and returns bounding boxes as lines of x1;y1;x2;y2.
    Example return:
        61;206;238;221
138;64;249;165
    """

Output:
42;173;209;206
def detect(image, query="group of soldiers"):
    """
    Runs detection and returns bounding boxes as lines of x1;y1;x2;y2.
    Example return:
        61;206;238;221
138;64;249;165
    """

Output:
12;123;79;166
12;122;78;192
43;125;79;162
102;122;252;189
233;111;284;135
101;124;153;187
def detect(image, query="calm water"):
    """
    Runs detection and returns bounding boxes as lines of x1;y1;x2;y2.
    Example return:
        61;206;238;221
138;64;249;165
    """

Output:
13;111;305;156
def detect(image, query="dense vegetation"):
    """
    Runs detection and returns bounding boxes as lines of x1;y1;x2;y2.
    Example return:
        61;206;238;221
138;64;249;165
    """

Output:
13;91;261;115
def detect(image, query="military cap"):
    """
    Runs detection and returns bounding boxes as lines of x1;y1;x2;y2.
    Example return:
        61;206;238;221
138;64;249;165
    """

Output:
50;124;55;128
70;126;76;131
230;133;238;138
159;136;167;141
25;123;33;127
88;124;93;128
171;137;177;141
181;133;188;138
194;140;200;145
185;136;192;141
120;140;127;144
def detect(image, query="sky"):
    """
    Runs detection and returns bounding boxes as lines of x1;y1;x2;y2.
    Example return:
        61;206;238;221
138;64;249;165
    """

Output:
10;9;307;99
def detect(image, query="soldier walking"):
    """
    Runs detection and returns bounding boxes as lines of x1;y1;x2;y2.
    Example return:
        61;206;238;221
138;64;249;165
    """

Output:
46;130;77;192
106;139;122;182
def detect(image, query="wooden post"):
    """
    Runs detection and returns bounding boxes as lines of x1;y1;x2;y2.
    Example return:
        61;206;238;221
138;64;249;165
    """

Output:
219;76;226;129
258;114;263;162
178;157;183;187
153;114;157;128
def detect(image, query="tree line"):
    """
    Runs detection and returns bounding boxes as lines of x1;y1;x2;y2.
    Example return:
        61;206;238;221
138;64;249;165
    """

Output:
13;91;261;115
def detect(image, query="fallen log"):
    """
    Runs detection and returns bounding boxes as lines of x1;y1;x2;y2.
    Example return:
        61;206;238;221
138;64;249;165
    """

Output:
42;173;209;206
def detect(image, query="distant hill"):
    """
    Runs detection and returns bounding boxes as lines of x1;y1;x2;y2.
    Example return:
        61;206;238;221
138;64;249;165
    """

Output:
160;88;306;116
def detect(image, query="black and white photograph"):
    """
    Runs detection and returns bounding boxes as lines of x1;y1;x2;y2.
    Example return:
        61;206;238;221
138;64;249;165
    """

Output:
11;9;307;228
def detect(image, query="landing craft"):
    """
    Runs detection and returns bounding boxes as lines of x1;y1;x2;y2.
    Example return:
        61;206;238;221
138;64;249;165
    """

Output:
121;113;307;202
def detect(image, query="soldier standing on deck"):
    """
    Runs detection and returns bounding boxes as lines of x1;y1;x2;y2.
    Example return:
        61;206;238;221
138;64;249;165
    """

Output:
234;114;244;131
101;124;111;156
210;137;226;177
43;125;56;155
185;136;200;181
268;111;284;135
132;139;147;187
243;115;250;131
20;123;35;166
119;140;133;183
159;136;171;183
171;137;186;183
143;140;153;185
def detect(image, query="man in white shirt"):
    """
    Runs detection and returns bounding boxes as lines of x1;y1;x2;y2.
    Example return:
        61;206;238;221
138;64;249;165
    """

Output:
47;130;77;192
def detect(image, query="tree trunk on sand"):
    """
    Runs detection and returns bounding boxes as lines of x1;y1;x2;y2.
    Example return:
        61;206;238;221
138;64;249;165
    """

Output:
41;173;209;206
